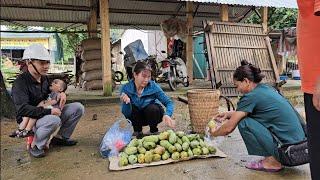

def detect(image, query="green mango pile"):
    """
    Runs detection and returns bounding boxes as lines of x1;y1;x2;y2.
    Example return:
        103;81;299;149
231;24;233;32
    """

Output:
118;130;217;167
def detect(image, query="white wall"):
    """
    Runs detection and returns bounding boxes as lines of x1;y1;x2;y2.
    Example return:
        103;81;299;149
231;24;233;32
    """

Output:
147;30;167;61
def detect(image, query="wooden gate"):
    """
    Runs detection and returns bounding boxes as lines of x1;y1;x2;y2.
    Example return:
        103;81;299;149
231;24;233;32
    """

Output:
203;21;280;96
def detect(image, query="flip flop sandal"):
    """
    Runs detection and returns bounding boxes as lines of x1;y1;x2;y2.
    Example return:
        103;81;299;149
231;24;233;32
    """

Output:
245;160;283;172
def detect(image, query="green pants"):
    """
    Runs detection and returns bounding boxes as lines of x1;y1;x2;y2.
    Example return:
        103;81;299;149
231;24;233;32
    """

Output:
238;117;280;161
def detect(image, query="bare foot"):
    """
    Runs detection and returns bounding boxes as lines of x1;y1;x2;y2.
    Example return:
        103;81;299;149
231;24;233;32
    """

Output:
262;156;282;169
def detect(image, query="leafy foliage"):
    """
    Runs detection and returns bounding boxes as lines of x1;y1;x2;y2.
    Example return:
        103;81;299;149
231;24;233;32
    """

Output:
245;8;298;29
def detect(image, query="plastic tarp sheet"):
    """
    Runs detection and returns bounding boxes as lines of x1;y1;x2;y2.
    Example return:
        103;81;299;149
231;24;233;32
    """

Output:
124;40;148;62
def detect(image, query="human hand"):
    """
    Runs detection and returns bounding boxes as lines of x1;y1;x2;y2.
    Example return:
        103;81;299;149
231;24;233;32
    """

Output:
210;124;221;137
163;115;175;128
51;108;62;116
120;93;131;104
214;112;230;123
58;92;67;109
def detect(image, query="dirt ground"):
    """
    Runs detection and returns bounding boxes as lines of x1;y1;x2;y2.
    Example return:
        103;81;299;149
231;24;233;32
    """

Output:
0;96;310;180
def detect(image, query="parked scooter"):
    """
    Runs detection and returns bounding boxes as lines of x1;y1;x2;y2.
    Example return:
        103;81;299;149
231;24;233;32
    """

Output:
121;40;188;91
158;52;189;91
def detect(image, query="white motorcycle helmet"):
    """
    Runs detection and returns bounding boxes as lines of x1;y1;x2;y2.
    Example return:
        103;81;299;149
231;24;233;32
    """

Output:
22;44;51;61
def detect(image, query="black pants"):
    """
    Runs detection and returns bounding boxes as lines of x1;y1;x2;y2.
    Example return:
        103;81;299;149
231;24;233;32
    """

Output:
304;93;320;180
130;104;164;133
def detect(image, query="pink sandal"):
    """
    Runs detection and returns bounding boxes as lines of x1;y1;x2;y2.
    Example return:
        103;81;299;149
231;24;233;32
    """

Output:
245;160;283;172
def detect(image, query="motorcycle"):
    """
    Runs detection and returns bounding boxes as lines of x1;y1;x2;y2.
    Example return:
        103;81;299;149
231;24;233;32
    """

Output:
122;40;189;91
159;54;189;91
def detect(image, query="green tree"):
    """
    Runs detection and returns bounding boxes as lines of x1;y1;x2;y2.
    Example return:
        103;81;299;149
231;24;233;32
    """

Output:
59;32;88;61
245;8;298;29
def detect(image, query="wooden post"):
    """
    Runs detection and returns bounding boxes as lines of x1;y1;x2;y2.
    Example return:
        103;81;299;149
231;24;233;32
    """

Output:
186;1;193;83
261;7;268;33
99;0;112;96
88;0;98;38
220;4;229;22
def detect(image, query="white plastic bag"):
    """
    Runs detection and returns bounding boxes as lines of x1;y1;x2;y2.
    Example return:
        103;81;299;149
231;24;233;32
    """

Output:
204;121;225;147
100;119;133;158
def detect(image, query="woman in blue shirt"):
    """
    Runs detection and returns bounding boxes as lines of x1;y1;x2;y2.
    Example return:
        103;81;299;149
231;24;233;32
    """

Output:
210;60;305;172
120;61;175;138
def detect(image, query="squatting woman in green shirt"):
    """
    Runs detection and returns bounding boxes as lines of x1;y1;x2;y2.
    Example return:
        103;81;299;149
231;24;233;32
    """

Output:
210;60;305;172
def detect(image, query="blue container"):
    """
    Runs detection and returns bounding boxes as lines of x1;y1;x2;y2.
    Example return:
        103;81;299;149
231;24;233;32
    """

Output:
279;75;289;81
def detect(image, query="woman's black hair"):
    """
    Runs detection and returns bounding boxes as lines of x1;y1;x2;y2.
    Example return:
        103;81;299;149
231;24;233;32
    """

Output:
233;60;265;83
133;60;152;75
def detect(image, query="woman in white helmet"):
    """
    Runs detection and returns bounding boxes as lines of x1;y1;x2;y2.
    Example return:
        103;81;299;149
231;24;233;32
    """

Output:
11;44;85;158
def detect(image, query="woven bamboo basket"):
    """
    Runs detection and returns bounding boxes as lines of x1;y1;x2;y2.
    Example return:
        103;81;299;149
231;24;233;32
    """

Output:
187;89;220;134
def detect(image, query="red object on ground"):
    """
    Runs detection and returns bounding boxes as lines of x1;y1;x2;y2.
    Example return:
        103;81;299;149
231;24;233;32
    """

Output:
26;136;34;150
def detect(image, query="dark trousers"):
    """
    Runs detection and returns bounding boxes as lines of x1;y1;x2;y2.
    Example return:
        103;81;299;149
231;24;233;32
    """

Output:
130;104;164;133
304;93;320;180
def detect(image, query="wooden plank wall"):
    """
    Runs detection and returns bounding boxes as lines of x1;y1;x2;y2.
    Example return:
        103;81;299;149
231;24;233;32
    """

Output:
204;21;279;96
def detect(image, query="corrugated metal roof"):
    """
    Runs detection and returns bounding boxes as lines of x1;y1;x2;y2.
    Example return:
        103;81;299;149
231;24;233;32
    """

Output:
181;0;298;8
0;0;290;30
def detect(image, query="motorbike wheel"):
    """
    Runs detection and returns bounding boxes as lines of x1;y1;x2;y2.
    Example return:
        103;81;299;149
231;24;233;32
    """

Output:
113;71;124;82
168;68;177;91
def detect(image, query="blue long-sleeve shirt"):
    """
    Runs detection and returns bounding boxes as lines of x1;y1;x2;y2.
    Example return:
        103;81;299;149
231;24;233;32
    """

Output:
120;80;174;118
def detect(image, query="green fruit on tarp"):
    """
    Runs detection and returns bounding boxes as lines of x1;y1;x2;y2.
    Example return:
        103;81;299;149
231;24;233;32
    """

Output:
143;135;159;143
176;131;185;138
128;139;139;147
202;147;209;155
177;137;183;145
153;154;161;162
192;148;202;156
145;151;153;156
190;140;200;148
208;146;217;154
119;156;128;166
199;139;206;148
138;147;146;154
171;152;180;160
162;151;170;160
159;131;170;140
182;142;190;151
187;134;197;141
138;139;143;147
137;154;145;164
195;134;201;141
180;151;189;160
174;143;182;152
119;152;128;158
154;145;166;155
166;129;174;134
160;140;171;149
169;133;177;144
128;155;137;164
124;147;137;155
181;136;190;143
168;145;177;153
188;148;193;157
143;141;156;150
144;151;153;163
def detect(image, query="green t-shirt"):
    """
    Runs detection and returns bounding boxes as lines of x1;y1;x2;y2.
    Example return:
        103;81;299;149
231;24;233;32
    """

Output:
236;84;305;144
